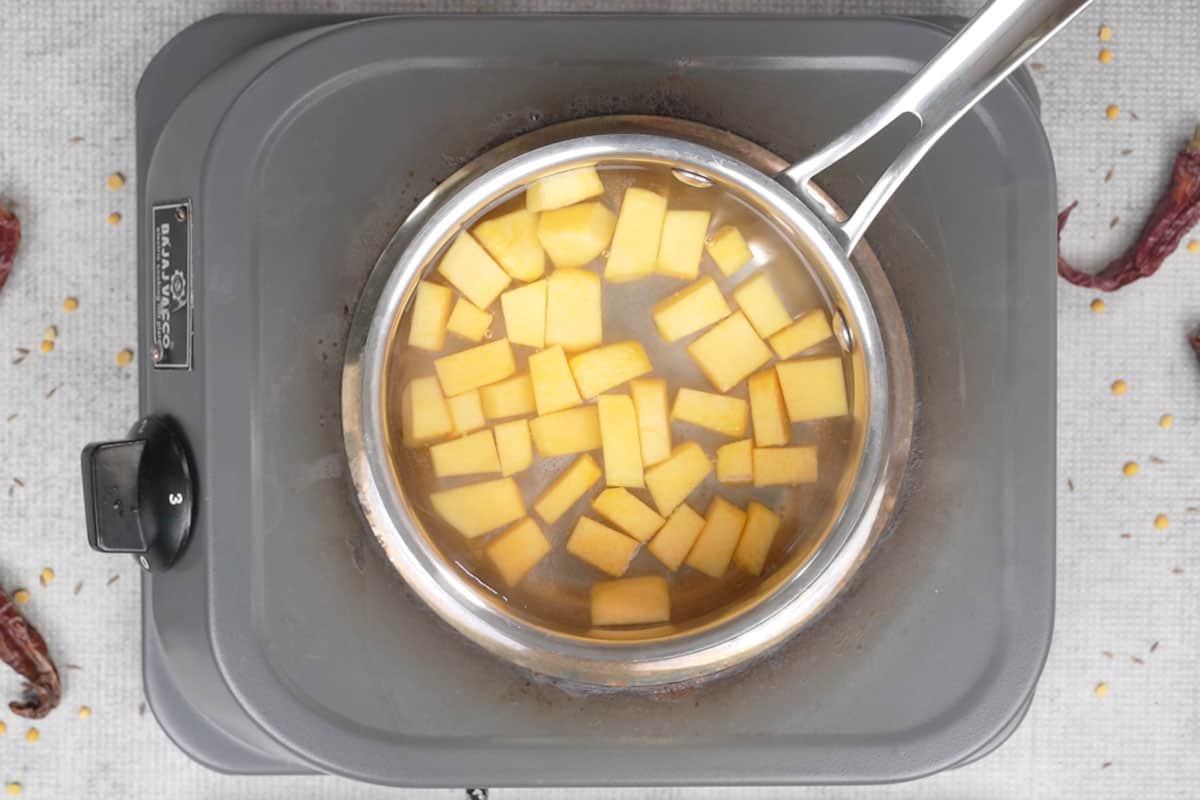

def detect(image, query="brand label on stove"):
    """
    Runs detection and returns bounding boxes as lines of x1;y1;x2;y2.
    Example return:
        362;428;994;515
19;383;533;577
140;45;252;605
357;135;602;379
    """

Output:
151;201;192;370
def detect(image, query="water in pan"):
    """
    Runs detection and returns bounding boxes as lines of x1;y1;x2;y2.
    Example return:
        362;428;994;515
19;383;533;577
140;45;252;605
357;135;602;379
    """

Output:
384;162;855;634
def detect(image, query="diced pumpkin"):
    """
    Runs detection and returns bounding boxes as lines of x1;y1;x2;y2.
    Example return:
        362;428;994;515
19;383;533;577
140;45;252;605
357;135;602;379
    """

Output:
447;389;486;435
545;268;602;352
646;503;706;571
605;188;668;282
597;395;643;488
775;356;849;421
445;298;493;343
430;429;501;478
591;488;664;542
499;279;547;349
436;232;511;309
732;501;782;576
715;439;753;485
651;277;731;343
400;376;454;445
630;378;671;467
529;405;602;457
408;280;454;352
768;309;833;359
705;224;754;277
747;369;789;447
670;388;748;438
569;341;653;399
685;496;746;578
433;338;516;397
486;518;551;586
533;454;603;524
644;441;712;516
430;477;526;538
656;209;711;280
474;208;546;281
536;202;617;269
566;516;640;576
731;272;790;338
687;312;773;393
526;166;605;212
493;418;533;476
480;373;536;420
528;345;583;415
752;445;818;486
591;576;670;625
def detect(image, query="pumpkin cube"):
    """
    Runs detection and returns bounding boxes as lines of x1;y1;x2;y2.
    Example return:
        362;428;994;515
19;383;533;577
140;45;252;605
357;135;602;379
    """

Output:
400;376;454;445
536;202;617;269
732;501;782;576
434;338;516;397
687;312;772;393
436;232;511;309
474;208;545;282
566;516;640;576
591;576;670;626
747;369;789;447
705;224;754;277
630;378;671;467
533;454;603;525
716;439;753;485
529;405;601;457
651;277;731;343
569;341;653;399
480;373;536;420
753;446;818;486
685;496;747;578
605;188;668;282
597;394;644;488
526;166;605;212
408;280;454;352
447;389;486;435
656;209;711;280
670;387;748;437
545;268;602;352
528;345;582;415
486;518;551;586
731;272;790;338
776;356;849;421
430;429;501;478
493;419;533;476
430;477;525;538
591;488;664;542
499;279;547;349
646;503;706;571
445;298;493;343
769;309;833;359
644;441;712;516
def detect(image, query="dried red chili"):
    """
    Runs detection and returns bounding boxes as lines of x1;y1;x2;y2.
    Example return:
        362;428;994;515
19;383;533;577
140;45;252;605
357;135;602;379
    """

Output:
0;201;20;295
1058;126;1200;291
0;586;62;718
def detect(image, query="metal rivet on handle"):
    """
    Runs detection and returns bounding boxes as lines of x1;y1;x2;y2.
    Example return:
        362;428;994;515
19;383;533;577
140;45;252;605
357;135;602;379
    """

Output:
138;555;150;571
151;346;162;363
671;168;713;188
832;309;854;352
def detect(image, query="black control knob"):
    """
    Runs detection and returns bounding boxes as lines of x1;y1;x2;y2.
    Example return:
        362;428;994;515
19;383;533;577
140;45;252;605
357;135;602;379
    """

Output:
81;416;195;572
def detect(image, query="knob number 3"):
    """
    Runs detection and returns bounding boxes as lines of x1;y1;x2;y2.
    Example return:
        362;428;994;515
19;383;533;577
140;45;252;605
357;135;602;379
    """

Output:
168;492;184;506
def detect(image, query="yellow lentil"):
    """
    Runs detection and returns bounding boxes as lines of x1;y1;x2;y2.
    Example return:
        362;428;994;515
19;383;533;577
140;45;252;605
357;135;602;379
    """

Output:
1089;298;1106;313
1159;413;1174;429
24;727;38;743
1105;104;1120;120
12;589;30;606
1110;379;1128;395
62;296;79;312
39;339;54;354
1098;24;1112;41
39;568;55;586
43;325;58;340
0;720;7;735
107;211;122;226
1187;239;1199;254
1094;682;1109;698
1154;514;1169;530
5;783;20;797
106;172;125;191
1122;461;1139;477
78;706;92;720
1098;48;1113;64
116;348;134;367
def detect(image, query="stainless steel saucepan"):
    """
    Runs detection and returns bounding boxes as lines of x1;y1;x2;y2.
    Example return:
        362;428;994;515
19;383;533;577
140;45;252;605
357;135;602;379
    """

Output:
343;0;1090;688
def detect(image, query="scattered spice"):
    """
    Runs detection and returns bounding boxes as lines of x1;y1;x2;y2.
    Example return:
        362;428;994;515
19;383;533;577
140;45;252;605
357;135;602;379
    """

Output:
38;340;53;354
44;385;59;399
1171;567;1184;575
0;587;62;719
68;136;84;144
107;211;122;226
1111;379;1128;395
1129;111;1141;121
1105;105;1120;121
11;590;29;606
77;705;91;720
1103;167;1115;182
1067;478;1076;492
1109;215;1120;229
106;173;125;191
1102;651;1114;659
1101;761;1113;769
63;664;80;671
0;202;19;295
116;348;134;367
1150;641;1160;653
4;414;15;423
10;348;29;366
1154;514;1169;530
72;581;83;596
1130;655;1144;665
1122;461;1139;476
105;574;120;587
1029;62;1047;72
43;325;57;341
1149;455;1165;465
138;702;146;717
1188;507;1200;514
1119;532;1132;539
24;727;38;743
62;296;79;312
1159;413;1174;429
1121;148;1134;156
1089;298;1106;313
1098;48;1113;64
1094;681;1110;697
37;569;53;588
1098;24;1112;41
1059;126;1200;291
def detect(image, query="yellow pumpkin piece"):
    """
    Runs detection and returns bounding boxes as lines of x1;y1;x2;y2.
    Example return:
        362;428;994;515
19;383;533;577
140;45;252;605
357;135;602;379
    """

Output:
685;496;746;578
445;298;493;343
569;341;653;399
408;280;455;352
715;439;753;485
400;376;454;445
566;516;640;576
430;478;526;538
499;279;547;349
630;378;671;467
429;429;501;478
480;373;536;420
768;309;833;359
705;224;754;277
474;208;546;281
493;419;533;476
533;454;603;524
752;446;818;486
651;277;732;343
732;501;782;576
526;166;605;212
597;394;644;488
536;202;617;269
775;356;849;421
687;312;772;393
656;209;712;280
731;272;790;338
433;338;516;397
545;268;602;352
670;387;748;438
529;405;602;457
486;518;551;586
747;369;789;447
528;345;583;415
436;232;511;309
447;390;486;435
605;188;668;282
591;575;670;625
591;488;665;542
646;503;706;571
644;441;712;516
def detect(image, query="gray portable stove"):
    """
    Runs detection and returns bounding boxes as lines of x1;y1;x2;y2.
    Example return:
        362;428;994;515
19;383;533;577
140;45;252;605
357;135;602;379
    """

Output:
79;13;1055;787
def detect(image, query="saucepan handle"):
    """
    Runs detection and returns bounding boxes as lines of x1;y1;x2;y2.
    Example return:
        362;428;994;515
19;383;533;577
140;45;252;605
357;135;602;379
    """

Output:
779;0;1093;253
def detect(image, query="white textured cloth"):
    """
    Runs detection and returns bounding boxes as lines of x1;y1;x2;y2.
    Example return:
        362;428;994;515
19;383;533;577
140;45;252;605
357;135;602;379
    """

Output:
0;1;1197;798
